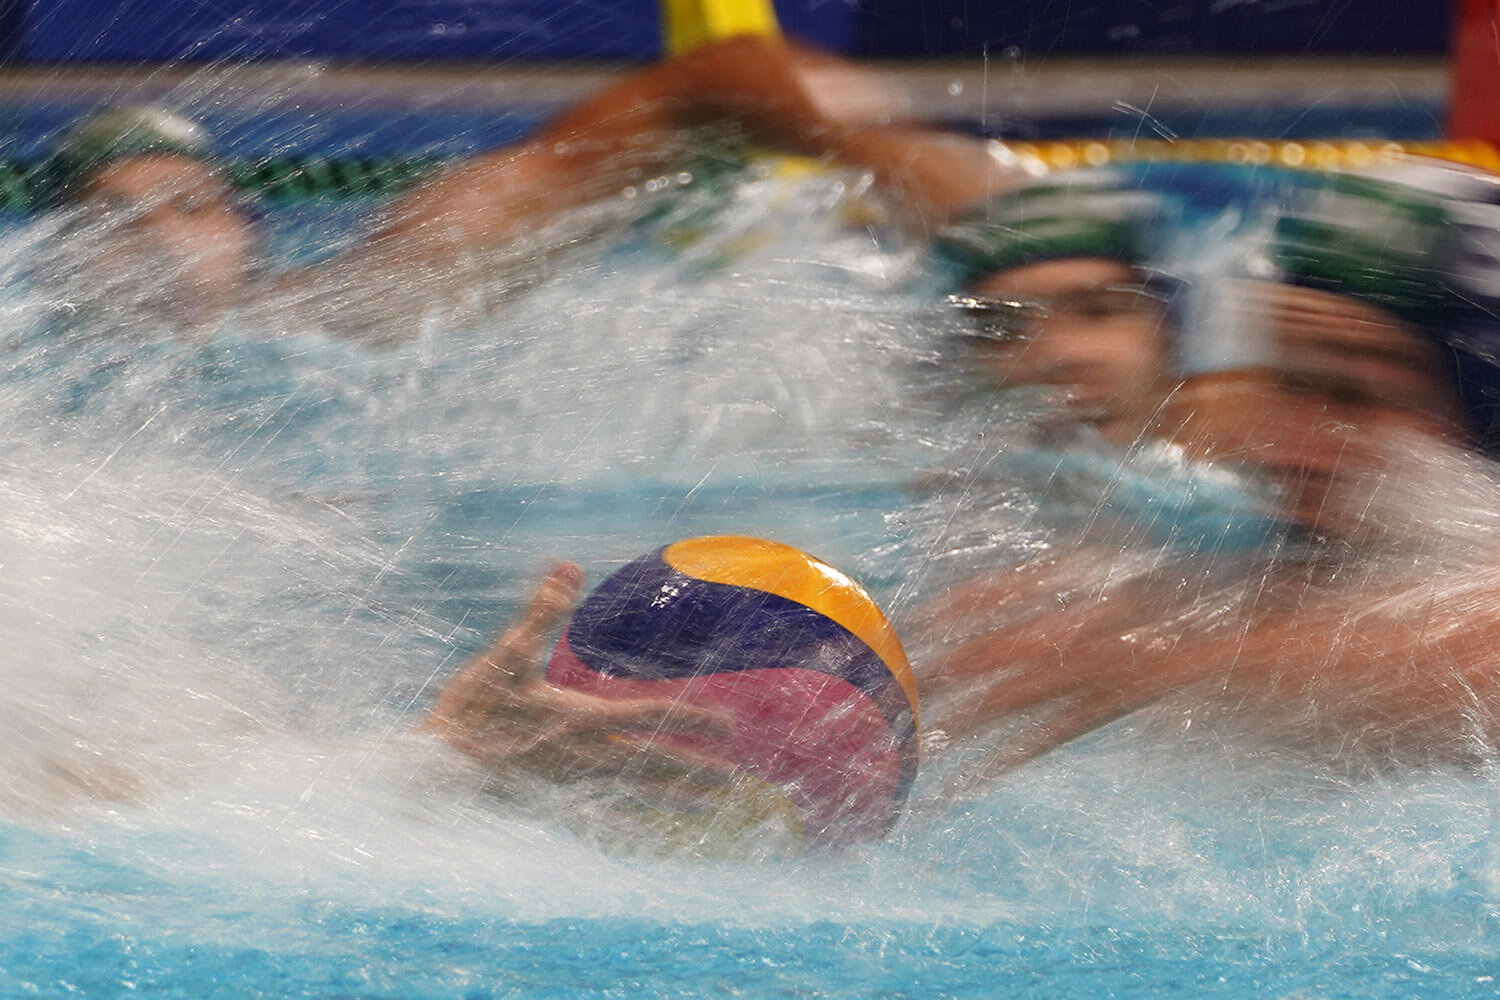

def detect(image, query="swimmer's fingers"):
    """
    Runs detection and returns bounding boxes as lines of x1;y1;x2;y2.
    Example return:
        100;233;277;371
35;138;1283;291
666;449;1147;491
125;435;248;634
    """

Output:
438;678;734;782
481;562;585;688
424;563;740;791
523;689;737;784
523;729;742;799
424;562;585;734
571;699;742;796
509;684;734;750
562;689;736;742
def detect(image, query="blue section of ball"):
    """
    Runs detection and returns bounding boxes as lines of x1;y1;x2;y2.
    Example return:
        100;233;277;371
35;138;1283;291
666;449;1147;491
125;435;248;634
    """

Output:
565;547;915;741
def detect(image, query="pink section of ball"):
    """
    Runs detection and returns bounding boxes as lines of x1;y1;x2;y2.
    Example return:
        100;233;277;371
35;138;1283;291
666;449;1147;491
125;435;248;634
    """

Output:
548;628;902;846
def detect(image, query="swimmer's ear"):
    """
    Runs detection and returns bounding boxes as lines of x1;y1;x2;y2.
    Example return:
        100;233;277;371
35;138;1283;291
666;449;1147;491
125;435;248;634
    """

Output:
660;0;781;57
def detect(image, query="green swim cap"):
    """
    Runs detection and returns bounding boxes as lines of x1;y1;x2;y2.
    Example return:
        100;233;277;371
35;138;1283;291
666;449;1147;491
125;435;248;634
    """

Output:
40;105;217;206
1271;173;1456;326
931;175;1160;289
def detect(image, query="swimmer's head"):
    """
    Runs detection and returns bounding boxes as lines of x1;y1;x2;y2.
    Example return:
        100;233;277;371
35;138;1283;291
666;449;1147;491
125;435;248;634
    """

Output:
1164;285;1467;539
42;105;218;207
932;176;1177;443
1260;167;1500;455
44;106;253;329
1358;157;1500;455
1162;171;1481;538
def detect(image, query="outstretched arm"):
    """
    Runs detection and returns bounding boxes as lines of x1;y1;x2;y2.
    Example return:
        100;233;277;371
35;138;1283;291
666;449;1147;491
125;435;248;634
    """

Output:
917;550;1500;787
285;36;1018;337
372;36;1013;261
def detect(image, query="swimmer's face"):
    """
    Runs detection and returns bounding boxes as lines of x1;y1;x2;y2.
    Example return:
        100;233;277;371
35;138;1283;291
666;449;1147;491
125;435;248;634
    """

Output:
1166;283;1464;535
963;258;1170;444
74;154;253;328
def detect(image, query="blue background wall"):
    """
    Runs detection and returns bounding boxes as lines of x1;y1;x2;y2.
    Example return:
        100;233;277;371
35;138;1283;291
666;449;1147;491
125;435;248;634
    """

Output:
5;0;1453;63
856;1;1451;56
21;0;852;61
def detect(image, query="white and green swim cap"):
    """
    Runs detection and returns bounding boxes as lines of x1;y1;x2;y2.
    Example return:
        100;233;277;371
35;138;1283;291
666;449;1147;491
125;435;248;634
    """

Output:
1270;171;1457;327
41;105;217;206
930;172;1164;289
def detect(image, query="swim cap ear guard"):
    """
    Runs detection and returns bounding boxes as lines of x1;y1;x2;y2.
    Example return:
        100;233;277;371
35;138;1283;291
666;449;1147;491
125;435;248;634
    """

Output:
929;173;1164;290
38;105;218;207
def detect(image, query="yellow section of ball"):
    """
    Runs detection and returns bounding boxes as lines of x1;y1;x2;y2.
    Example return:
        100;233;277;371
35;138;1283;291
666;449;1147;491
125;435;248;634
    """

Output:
662;535;919;724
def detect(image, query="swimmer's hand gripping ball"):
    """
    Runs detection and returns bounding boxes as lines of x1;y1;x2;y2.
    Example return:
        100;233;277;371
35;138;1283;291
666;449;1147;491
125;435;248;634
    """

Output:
547;536;919;849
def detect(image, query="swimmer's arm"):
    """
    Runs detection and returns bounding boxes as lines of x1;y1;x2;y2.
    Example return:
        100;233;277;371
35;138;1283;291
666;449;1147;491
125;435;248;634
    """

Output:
951;572;1500;781
628;36;1020;230
1182;583;1500;755
346;38;875;285
420;563;736;788
913;551;1208;777
914;549;1145;708
621;36;1018;229
273;38;811;335
370;36;1014;251
288;37;1017;331
815;125;1021;234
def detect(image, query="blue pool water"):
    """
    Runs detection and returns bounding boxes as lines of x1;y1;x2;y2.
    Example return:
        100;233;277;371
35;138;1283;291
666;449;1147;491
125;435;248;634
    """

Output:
4;90;1500;999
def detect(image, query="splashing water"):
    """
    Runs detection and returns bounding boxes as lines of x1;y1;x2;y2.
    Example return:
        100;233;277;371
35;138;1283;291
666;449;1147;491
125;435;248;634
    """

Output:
5;121;1500;998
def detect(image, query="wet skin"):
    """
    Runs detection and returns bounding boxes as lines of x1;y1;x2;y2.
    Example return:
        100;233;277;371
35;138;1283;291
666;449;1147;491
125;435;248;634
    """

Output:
423;563;738;791
59;49;1493;791
72;160;1489;787
76;154;255;328
915;280;1487;776
966;257;1172;445
58;39;1022;342
1162;282;1465;537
